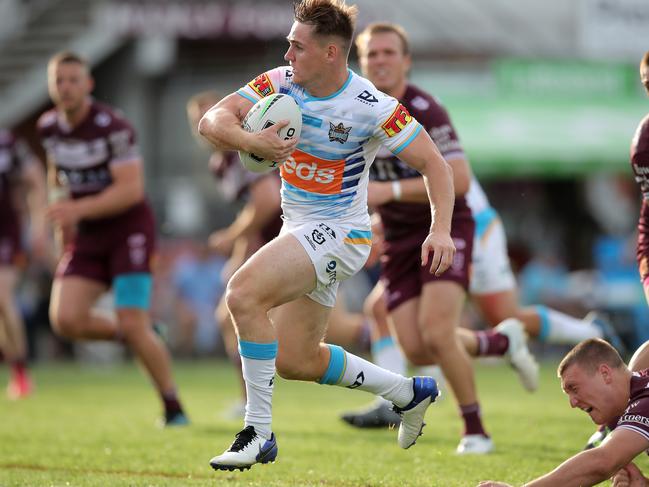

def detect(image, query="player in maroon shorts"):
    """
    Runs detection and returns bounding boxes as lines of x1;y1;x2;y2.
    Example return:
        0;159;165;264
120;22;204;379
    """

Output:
0;130;47;399
479;339;649;487
38;51;187;426
342;22;539;454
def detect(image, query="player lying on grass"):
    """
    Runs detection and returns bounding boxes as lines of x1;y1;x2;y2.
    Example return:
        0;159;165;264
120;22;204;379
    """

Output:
479;338;649;487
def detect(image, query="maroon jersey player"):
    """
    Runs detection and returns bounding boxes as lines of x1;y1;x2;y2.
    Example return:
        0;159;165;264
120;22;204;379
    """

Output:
0;129;47;399
343;22;538;454
479;339;649;487
39;51;187;426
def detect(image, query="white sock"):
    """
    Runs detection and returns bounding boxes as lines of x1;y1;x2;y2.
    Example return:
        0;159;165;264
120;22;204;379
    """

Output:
239;340;277;440
319;344;413;408
537;306;602;345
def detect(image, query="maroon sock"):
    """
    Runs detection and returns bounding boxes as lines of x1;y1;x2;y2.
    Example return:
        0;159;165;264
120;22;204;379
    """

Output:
474;330;509;356
460;403;488;437
162;391;183;415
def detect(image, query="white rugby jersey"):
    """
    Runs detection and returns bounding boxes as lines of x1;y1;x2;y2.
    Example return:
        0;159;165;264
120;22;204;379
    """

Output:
237;66;422;224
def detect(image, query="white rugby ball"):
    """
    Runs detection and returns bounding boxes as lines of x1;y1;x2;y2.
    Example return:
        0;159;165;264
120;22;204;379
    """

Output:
239;93;302;173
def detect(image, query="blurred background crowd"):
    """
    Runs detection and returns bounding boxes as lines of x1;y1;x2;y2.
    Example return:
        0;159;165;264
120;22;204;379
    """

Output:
2;0;648;363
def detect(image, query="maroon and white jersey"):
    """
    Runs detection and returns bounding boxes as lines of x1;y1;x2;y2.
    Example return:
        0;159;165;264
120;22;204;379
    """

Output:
37;100;140;200
0;129;38;218
631;114;649;281
37;100;154;234
615;369;649;444
369;84;471;241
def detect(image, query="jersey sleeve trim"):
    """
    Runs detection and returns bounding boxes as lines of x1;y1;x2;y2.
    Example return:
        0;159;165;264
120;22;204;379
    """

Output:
392;123;422;155
111;156;142;166
443;150;466;161
237;90;258;104
616;424;649;442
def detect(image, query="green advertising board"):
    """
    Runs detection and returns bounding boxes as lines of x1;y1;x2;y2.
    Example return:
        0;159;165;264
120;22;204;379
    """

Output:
412;59;647;177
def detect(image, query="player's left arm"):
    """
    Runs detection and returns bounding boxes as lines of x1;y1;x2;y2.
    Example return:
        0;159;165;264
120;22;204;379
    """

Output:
396;129;455;275
478;429;649;487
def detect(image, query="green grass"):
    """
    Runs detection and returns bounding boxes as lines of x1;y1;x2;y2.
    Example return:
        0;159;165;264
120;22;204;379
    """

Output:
0;359;644;486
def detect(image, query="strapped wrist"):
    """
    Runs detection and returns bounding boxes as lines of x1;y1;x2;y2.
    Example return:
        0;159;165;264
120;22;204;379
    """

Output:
391;180;402;201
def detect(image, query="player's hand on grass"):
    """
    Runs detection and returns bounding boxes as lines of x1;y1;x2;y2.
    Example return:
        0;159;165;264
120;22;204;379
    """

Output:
613;463;649;487
420;230;455;276
477;482;513;487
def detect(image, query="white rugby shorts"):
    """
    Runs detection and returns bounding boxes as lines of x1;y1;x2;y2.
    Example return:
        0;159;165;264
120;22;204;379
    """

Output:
469;209;517;295
281;220;371;307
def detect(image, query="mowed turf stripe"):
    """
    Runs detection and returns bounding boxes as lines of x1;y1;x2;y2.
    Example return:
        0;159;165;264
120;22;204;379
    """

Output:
0;463;214;481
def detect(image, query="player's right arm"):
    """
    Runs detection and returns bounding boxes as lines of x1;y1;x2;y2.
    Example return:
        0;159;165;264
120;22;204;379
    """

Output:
479;428;649;487
396;130;455;276
198;92;296;162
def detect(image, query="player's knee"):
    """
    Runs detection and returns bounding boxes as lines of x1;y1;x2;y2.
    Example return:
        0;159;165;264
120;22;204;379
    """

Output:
118;319;146;340
420;324;456;354
400;342;432;366
224;274;253;318
50;309;83;338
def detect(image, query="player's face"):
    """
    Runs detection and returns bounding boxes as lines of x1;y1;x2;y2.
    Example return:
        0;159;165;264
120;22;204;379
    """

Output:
561;364;616;425
641;64;649;96
48;61;93;113
284;22;328;87
359;32;411;95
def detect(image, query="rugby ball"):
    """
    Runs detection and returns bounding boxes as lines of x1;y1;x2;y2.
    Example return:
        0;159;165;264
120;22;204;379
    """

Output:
239;93;302;173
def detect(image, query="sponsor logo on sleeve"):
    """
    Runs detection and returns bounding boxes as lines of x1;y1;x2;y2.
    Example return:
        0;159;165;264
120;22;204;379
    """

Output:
620;413;649;427
328;122;351;144
381;103;413;137
248;73;275;97
411;95;430;111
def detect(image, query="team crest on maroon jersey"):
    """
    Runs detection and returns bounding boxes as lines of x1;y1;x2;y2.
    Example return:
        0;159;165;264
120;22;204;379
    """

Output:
94;112;111;127
328;122;351;144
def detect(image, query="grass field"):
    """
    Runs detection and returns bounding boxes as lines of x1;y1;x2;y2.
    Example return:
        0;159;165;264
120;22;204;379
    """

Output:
0;358;643;486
